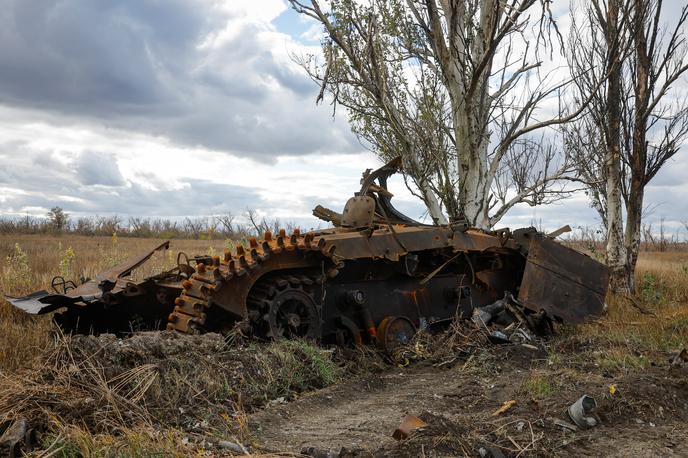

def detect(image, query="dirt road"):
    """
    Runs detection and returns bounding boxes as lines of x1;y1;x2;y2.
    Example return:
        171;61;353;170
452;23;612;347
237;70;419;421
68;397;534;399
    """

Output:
251;345;688;457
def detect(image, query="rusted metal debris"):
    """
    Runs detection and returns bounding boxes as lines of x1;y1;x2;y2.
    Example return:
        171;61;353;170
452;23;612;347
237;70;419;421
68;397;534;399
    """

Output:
491;400;517;417
6;157;609;346
392;415;428;440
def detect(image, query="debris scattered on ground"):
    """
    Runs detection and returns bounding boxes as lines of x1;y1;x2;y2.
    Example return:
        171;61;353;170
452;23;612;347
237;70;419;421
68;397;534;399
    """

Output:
567;395;599;429
301;445;341;458
469;292;549;357
551;417;579;432
0;418;32;458
392;415;428;440
478;446;506;458
491;400;517;417
488;330;511;344
218;439;249;454
670;348;688;367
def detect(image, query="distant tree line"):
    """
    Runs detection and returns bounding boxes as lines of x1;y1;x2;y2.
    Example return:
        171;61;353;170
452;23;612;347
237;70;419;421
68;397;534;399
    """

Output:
0;207;303;240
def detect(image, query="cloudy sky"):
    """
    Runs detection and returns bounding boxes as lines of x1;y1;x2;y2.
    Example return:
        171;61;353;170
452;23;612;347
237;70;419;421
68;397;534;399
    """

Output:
0;0;686;236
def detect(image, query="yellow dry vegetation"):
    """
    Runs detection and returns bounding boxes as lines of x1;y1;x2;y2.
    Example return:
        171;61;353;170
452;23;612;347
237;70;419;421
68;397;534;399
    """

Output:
0;235;229;372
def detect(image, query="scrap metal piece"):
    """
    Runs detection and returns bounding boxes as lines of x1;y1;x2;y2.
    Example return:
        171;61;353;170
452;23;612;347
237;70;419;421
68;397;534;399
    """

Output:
518;235;608;323
341;196;375;228
392;415;427;440
5;291;54;314
312;205;343;226
0;418;30;458
378;316;416;354
5;241;172;316
567;395;598;429
551;417;579;432
547;224;572;239
6;290;96;315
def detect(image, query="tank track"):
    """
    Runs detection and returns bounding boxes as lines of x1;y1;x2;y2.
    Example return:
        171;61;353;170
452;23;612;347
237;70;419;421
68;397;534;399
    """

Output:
167;229;329;334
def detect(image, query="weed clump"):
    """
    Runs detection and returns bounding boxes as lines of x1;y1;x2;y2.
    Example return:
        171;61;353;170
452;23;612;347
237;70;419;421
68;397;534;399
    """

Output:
246;339;343;402
521;371;555;398
1;243;32;295
58;246;76;280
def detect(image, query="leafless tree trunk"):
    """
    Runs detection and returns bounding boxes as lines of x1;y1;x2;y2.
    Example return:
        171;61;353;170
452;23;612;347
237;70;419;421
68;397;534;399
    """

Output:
215;213;236;237
604;0;629;292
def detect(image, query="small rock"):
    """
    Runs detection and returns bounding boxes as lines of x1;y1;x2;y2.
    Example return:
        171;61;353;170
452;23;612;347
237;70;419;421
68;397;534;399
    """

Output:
301;445;338;458
219;440;248;454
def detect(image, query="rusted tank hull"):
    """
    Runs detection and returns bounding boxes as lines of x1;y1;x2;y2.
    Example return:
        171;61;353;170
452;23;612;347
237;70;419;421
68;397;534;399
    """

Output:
5;230;607;342
5;158;609;343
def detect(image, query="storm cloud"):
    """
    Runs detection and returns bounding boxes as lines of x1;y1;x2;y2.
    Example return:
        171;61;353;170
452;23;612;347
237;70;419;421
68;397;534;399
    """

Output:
0;139;267;218
0;0;356;159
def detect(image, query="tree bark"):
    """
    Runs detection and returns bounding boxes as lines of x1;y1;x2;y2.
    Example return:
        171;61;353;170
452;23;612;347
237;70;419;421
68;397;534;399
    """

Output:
604;0;630;293
622;0;651;294
421;181;449;225
624;185;644;292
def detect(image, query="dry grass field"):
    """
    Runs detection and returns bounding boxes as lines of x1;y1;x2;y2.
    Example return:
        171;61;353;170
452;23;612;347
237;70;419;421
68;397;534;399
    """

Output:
0;235;230;373
0;234;687;456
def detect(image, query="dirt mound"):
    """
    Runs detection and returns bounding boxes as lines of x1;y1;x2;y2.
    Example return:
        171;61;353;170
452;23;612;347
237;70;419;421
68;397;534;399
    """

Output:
0;331;346;455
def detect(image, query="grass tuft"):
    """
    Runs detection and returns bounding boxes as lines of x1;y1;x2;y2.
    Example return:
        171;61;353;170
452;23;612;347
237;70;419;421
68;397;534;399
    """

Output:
246;339;344;402
521;371;555;399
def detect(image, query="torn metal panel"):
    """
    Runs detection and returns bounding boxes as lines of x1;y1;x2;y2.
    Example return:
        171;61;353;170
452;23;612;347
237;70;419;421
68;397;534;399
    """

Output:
5;291;54;314
518;235;609;323
5;241;174;317
70;240;170;297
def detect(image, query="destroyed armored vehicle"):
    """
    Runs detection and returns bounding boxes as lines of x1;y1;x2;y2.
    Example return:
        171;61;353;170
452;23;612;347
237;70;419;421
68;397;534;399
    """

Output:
7;158;609;351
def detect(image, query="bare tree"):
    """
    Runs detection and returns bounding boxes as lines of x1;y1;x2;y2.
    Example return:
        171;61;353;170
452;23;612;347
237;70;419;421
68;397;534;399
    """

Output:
128;217;153;237
244;208;271;235
183;217;207;240
47;207;70;233
215;213;236;237
289;0;592;228
567;0;688;292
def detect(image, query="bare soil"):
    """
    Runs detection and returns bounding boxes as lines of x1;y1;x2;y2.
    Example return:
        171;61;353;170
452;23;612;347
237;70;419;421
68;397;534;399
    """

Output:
251;344;688;457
